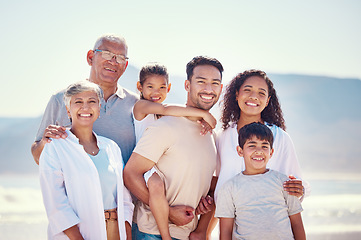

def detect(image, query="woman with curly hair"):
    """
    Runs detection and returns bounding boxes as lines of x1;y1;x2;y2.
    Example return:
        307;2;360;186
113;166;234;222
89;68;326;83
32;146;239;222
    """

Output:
215;69;309;198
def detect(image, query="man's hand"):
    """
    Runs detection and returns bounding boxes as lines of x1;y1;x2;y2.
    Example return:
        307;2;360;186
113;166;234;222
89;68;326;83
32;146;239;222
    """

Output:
31;125;67;164
42;125;67;143
283;175;304;198
195;195;213;215
169;205;195;226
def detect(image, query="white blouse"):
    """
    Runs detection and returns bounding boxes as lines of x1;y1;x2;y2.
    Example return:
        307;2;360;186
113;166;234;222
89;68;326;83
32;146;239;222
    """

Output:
39;129;133;240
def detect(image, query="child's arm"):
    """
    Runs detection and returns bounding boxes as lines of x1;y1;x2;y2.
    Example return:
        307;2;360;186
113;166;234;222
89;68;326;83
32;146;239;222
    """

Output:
219;217;234;240
289;213;306;240
133;99;216;130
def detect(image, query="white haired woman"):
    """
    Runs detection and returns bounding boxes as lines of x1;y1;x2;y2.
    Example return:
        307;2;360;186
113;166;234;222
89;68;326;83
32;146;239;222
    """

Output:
39;81;133;240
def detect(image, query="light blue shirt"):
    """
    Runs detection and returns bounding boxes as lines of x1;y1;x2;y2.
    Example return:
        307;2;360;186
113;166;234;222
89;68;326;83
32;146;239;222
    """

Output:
89;149;117;210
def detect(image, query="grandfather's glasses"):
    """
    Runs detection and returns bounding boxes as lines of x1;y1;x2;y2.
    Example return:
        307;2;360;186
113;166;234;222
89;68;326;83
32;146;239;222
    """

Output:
94;49;129;64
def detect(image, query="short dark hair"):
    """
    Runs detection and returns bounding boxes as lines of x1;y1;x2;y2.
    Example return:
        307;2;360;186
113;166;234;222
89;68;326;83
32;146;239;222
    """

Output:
138;63;169;99
186;56;223;80
238;122;274;149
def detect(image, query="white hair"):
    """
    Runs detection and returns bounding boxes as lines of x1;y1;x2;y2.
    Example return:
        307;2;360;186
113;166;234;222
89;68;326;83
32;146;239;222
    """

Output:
93;34;128;52
63;81;103;108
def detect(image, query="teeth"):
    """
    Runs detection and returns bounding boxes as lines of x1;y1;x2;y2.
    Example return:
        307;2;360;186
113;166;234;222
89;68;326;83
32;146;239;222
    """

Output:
253;157;263;161
105;68;116;72
246;102;257;106
80;114;91;117
201;95;213;100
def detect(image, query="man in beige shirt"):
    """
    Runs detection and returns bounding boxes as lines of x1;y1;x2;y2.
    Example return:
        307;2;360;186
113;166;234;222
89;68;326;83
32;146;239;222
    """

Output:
124;56;223;240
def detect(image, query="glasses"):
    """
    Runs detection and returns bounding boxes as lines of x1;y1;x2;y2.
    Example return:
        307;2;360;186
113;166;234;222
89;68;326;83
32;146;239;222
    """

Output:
94;49;128;64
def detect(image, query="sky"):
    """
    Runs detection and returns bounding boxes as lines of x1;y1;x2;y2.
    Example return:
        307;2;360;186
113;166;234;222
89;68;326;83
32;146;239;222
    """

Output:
0;0;360;117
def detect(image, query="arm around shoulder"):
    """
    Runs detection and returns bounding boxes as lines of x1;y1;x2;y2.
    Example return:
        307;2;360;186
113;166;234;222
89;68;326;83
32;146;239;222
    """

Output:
32;92;68;164
31;140;46;165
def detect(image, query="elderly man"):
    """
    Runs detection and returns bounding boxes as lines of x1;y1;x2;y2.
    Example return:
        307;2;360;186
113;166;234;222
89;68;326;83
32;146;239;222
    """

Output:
31;34;139;165
124;56;224;240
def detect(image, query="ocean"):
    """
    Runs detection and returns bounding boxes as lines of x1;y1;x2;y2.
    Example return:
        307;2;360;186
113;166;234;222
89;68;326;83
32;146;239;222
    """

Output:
1;174;361;240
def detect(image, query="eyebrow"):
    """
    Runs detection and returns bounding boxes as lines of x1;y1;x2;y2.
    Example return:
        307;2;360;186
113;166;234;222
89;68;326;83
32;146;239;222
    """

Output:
246;140;270;145
74;97;98;100
243;85;267;92
195;76;222;82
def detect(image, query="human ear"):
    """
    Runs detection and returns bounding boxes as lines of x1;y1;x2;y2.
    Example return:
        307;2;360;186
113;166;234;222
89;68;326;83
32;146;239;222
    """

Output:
87;50;94;66
266;96;271;107
167;83;171;93
65;106;71;119
184;80;191;92
236;145;243;157
136;81;143;92
270;148;274;158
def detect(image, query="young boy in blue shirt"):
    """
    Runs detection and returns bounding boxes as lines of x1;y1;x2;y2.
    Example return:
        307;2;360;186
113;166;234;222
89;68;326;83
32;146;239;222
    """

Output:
215;122;306;240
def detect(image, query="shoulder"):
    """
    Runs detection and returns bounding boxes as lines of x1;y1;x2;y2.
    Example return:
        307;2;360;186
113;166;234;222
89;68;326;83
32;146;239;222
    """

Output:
225;173;242;187
215;124;236;144
154;115;182;126
97;135;119;148
120;86;139;101
48;89;66;104
42;136;70;156
268;169;289;181
266;123;292;141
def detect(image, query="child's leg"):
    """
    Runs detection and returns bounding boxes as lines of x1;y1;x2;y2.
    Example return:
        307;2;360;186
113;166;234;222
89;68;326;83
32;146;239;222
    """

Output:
148;172;172;240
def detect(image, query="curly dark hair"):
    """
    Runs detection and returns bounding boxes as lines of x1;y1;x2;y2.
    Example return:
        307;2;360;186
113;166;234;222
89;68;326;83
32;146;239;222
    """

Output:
221;69;286;130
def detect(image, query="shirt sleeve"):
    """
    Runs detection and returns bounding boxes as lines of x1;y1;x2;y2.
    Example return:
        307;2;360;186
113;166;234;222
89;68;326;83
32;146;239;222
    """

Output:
35;93;68;141
276;128;311;199
39;144;80;235
280;173;303;216
215;181;236;218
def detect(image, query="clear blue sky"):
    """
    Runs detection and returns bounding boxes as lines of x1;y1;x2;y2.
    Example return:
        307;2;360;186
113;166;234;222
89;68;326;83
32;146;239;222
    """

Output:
1;0;360;117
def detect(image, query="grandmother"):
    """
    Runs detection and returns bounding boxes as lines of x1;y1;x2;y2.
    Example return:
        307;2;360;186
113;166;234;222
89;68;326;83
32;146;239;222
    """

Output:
39;81;133;240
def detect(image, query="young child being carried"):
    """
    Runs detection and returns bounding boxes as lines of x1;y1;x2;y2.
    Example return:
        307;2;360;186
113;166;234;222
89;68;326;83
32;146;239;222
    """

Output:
133;63;216;240
215;122;306;240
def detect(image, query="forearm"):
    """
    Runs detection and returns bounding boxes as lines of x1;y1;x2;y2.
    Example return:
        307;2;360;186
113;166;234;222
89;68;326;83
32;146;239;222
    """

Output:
123;155;151;205
219;231;232;240
193;206;215;236
124;171;149;205
219;218;234;240
31;140;46;165
125;221;132;240
290;213;306;240
63;225;84;240
163;105;206;119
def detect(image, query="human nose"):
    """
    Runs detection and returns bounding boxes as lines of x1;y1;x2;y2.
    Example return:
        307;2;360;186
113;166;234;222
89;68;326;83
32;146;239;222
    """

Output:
108;55;118;64
81;102;90;109
255;146;263;153
249;91;258;100
203;83;214;93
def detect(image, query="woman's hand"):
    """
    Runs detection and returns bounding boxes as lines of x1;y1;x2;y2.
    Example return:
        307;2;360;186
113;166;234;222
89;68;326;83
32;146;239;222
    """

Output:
283;175;304;198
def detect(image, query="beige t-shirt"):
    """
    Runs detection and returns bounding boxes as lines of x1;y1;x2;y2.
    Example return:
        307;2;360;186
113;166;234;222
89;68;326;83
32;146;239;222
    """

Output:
134;116;217;239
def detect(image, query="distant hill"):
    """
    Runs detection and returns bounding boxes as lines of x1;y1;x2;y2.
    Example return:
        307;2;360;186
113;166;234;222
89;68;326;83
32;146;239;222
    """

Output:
1;66;360;178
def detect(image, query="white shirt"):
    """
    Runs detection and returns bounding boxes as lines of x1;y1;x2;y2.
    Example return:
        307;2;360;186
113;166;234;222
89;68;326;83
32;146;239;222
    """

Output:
215;122;310;199
39;130;134;240
133;111;157;144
